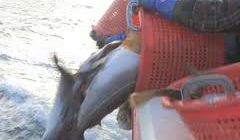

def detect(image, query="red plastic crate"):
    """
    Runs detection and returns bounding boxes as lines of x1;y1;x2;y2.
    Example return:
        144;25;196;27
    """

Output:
135;8;225;92
133;8;226;140
162;63;240;140
92;0;128;36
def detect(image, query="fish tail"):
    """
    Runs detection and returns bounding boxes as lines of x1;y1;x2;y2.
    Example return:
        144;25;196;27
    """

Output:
53;53;74;81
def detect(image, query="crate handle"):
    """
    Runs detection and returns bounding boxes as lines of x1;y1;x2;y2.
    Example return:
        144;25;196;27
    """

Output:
126;0;141;31
181;74;235;100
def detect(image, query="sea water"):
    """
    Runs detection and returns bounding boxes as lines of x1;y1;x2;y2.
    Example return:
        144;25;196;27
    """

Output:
0;0;131;139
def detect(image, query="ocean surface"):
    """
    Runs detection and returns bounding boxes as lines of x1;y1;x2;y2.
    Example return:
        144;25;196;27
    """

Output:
0;0;131;139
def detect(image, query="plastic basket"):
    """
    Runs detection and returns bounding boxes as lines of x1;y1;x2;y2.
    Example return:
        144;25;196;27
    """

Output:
92;0;128;36
132;8;225;140
135;8;225;92
162;63;240;140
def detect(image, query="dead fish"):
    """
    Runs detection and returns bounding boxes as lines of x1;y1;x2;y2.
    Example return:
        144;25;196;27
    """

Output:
76;46;139;135
42;41;121;140
43;31;140;139
76;31;140;137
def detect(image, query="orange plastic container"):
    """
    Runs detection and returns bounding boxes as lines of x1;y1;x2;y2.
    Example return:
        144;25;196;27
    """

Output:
135;8;225;92
92;0;128;36
163;63;240;140
133;8;226;140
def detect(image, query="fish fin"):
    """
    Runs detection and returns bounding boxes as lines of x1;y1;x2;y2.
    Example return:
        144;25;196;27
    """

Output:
53;54;74;82
101;40;121;52
91;41;121;63
77;42;120;74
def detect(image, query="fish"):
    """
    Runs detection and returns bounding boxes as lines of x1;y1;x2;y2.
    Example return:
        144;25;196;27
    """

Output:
43;31;141;140
76;45;139;137
42;41;122;140
76;31;140;138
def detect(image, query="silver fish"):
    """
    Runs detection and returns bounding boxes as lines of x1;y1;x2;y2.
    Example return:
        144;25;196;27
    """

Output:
42;41;121;140
77;46;139;138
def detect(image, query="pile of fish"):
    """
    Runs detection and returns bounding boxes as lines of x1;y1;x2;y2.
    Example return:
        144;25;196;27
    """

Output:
42;40;139;140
